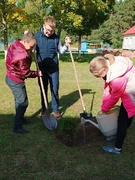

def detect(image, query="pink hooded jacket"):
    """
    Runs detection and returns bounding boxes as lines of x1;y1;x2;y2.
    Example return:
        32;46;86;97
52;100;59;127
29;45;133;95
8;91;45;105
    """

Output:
101;56;135;118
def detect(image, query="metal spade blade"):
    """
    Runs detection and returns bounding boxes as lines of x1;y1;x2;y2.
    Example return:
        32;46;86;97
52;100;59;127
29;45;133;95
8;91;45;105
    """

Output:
42;113;57;130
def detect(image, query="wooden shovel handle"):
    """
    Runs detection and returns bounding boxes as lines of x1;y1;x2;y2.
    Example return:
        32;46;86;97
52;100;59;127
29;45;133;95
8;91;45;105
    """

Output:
68;44;86;112
33;52;48;110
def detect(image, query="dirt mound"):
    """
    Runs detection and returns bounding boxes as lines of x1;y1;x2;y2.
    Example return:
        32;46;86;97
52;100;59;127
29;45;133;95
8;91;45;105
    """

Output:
55;123;103;147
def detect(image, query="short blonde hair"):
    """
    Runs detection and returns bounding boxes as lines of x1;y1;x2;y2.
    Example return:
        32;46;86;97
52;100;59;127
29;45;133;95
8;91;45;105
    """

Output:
89;56;108;76
43;16;56;29
21;32;36;43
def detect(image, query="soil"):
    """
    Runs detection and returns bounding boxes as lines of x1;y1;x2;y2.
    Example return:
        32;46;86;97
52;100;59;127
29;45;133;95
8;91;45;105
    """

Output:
55;122;103;147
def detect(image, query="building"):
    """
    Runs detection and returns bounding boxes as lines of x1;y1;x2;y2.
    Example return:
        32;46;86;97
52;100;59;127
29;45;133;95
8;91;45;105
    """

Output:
122;25;135;50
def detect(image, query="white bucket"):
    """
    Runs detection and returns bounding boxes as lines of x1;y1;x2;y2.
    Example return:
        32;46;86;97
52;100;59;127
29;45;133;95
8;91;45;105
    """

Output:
96;108;119;137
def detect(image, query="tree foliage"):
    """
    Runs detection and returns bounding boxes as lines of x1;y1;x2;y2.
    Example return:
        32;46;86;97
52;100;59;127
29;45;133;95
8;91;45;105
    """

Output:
89;0;135;48
43;0;115;37
0;0;31;49
40;0;115;54
2;0;133;51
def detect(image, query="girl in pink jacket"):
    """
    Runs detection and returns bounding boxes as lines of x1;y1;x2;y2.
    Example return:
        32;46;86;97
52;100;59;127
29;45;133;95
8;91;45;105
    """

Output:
89;54;135;154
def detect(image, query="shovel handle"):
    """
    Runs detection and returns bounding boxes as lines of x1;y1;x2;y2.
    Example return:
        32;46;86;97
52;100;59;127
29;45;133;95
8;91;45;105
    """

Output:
68;44;86;112
33;52;48;110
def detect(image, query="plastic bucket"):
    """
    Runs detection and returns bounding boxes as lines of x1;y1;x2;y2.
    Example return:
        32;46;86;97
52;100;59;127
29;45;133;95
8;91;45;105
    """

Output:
96;108;119;137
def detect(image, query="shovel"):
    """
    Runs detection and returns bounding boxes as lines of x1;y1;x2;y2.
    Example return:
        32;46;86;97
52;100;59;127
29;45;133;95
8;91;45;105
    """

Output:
68;44;89;119
33;52;57;130
89;92;95;119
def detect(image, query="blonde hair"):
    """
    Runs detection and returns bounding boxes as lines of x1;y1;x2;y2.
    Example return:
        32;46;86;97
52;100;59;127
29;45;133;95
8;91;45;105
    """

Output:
89;54;115;76
43;16;56;28
89;56;107;76
104;54;115;64
21;32;36;43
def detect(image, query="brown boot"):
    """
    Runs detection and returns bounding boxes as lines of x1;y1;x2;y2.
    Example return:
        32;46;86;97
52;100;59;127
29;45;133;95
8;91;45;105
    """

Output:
52;112;62;120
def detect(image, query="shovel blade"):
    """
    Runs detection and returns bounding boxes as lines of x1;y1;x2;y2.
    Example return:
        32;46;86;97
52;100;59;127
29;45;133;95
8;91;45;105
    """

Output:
42;113;57;130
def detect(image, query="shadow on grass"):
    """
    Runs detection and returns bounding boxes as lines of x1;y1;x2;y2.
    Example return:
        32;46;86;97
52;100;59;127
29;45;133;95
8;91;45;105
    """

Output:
0;87;95;134
0;112;102;149
59;89;96;116
0;87;97;149
0;113;104;180
1;112;135;179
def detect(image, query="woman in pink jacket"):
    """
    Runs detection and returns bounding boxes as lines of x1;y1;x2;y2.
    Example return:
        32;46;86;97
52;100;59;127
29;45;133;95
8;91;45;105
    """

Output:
89;54;135;154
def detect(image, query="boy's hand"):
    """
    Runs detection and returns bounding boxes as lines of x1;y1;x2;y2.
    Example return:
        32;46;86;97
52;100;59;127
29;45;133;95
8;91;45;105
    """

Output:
38;70;42;77
65;36;71;47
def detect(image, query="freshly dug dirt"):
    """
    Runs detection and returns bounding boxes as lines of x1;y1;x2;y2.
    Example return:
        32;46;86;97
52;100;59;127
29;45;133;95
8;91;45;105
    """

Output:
55;123;104;147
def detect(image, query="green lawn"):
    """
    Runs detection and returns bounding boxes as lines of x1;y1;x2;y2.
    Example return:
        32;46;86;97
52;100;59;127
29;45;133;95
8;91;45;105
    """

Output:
0;53;135;180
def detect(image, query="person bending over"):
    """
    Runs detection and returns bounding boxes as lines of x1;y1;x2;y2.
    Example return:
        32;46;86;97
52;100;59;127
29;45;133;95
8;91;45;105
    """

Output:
5;32;42;134
89;54;135;154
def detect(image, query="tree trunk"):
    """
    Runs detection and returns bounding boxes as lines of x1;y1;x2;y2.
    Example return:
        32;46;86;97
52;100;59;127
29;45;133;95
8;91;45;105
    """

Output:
78;34;81;58
2;3;8;59
2;15;8;51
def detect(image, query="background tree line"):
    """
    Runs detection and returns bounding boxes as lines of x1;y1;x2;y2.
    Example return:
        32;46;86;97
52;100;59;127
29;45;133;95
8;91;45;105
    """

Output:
0;0;135;52
88;0;135;48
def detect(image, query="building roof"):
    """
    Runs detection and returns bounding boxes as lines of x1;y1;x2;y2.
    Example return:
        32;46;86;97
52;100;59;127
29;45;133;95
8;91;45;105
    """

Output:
123;25;135;36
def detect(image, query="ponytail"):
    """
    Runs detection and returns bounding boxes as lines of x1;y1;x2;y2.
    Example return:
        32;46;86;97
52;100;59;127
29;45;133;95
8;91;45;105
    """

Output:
104;54;115;65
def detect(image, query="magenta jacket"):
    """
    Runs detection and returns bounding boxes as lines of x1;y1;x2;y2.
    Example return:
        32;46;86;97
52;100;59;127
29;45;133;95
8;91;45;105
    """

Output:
6;40;39;82
101;56;135;118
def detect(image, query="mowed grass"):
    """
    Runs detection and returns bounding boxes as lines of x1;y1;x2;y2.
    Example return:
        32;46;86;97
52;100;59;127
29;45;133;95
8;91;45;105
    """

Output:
0;53;135;180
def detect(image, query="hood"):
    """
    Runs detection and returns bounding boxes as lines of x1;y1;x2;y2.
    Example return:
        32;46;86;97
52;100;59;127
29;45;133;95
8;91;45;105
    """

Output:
106;56;134;82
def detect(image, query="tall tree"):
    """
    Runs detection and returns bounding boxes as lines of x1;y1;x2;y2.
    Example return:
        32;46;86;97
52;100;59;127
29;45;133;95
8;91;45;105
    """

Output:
0;0;14;51
0;0;115;54
22;0;48;32
89;0;135;48
0;0;30;52
43;0;115;54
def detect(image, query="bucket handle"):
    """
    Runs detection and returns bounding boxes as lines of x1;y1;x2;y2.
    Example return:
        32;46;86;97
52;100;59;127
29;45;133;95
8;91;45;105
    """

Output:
98;105;120;115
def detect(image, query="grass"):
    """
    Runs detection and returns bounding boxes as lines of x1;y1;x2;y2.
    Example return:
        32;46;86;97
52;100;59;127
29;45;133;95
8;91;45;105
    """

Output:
0;53;135;180
0;51;4;59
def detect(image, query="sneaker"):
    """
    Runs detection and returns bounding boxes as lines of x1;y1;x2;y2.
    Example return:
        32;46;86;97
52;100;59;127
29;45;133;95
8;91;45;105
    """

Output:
106;135;116;141
102;145;122;155
12;128;30;134
52;112;62;120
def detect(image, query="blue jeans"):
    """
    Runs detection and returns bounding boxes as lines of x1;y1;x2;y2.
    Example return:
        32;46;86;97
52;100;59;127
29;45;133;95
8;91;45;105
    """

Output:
5;76;28;130
38;71;59;112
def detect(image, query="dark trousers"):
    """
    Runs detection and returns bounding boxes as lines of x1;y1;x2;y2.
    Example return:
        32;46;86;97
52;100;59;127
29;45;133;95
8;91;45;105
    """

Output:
5;76;28;130
115;103;133;149
38;71;59;112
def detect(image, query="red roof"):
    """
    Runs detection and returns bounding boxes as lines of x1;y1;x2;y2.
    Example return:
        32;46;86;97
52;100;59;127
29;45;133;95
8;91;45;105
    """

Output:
123;25;135;36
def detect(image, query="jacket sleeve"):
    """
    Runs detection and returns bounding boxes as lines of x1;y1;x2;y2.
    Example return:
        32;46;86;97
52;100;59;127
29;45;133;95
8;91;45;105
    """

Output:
58;40;68;54
17;56;39;79
101;76;128;112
